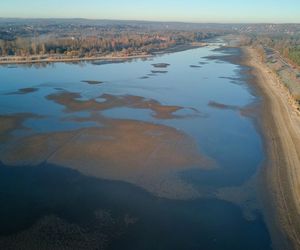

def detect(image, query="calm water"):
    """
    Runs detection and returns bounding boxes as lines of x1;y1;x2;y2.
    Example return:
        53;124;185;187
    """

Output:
0;43;272;249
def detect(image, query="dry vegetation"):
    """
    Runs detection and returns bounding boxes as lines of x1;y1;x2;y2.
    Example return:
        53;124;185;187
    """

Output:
0;20;221;62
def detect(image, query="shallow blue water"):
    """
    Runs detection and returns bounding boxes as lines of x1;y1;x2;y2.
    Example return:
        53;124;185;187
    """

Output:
0;44;271;249
0;45;263;187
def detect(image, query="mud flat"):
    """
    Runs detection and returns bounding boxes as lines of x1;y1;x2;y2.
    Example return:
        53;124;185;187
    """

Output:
0;118;215;199
243;47;300;250
0;92;214;199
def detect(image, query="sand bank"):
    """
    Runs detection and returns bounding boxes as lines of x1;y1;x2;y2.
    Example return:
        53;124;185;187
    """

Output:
244;47;300;250
0;54;151;65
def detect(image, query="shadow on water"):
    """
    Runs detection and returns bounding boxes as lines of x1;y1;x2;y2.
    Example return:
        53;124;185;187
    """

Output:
0;162;271;250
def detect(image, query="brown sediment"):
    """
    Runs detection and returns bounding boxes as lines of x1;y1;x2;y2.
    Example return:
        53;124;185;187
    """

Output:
0;118;215;199
208;100;261;119
0;113;36;143
152;63;170;68
46;91;201;119
208;101;238;111
203;49;242;65
216;173;260;221
151;70;168;74
1;131;77;165
243;46;300;250
0;91;211;199
0;115;22;141
219;76;241;81
5;87;38;95
239;103;261;118
81;80;103;85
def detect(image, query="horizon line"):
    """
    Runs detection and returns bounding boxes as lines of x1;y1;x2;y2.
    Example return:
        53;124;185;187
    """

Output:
0;17;299;25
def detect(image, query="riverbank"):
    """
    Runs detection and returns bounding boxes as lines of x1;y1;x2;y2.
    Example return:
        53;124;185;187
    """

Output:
0;54;152;65
243;46;300;250
0;43;206;66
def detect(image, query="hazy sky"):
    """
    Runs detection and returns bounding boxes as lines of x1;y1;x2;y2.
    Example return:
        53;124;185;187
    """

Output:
1;0;300;23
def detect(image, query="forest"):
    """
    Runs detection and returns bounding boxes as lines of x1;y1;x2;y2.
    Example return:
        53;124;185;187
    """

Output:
248;34;300;66
0;20;223;59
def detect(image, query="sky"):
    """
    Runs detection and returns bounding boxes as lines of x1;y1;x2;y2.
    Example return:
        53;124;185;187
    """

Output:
1;0;300;23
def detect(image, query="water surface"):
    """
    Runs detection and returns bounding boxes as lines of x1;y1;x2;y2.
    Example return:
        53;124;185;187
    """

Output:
0;44;271;249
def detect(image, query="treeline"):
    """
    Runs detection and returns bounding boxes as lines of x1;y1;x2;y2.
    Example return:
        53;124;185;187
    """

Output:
248;34;300;66
0;30;215;58
287;46;300;66
266;36;300;66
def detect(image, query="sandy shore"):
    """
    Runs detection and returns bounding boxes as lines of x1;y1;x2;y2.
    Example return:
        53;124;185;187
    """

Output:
243;47;300;250
0;54;152;65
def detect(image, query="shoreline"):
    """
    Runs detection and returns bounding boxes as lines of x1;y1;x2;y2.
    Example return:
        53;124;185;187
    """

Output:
0;54;152;65
243;46;300;250
0;43;206;66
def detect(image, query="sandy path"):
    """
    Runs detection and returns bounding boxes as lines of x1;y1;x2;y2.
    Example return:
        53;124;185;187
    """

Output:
244;47;300;250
